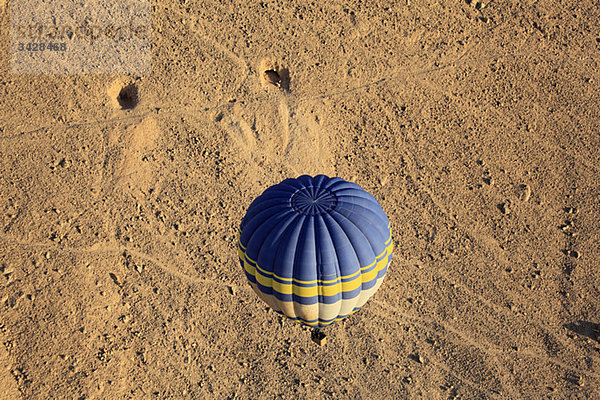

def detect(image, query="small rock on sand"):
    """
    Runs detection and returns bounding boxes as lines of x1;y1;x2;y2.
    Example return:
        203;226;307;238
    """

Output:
517;184;531;202
498;201;511;215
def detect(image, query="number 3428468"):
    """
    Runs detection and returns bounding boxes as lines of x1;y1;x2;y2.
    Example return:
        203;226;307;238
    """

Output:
18;43;67;51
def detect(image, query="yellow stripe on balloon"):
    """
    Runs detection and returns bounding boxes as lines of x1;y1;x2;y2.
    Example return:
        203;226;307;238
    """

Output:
239;230;392;296
239;240;393;299
238;228;392;284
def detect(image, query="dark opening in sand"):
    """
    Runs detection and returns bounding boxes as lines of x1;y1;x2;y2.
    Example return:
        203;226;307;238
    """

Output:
117;84;138;109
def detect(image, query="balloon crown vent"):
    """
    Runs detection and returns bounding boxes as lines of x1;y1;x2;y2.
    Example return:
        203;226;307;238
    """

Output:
290;187;337;216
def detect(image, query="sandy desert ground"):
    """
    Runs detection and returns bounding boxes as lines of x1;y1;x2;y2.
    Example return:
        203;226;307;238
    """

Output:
1;0;600;398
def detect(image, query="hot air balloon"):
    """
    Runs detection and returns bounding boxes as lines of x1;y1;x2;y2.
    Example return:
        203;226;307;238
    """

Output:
238;175;393;338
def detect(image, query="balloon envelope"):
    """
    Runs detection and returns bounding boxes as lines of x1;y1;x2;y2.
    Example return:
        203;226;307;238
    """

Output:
238;175;392;328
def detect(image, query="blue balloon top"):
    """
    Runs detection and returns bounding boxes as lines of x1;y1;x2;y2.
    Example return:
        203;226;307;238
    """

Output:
239;175;391;285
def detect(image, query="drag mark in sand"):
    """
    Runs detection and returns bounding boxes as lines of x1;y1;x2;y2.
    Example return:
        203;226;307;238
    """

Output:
219;69;333;177
0;233;246;293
